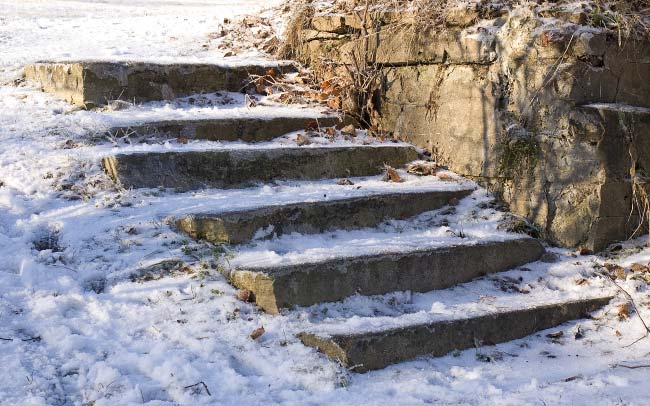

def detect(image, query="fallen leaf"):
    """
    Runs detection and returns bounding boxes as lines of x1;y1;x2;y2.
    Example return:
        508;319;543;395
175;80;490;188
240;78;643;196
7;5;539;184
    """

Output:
546;331;564;339
305;120;319;131
437;173;455;181
575;278;589;286
324;127;337;137
340;124;356;136
618;303;630;320
603;263;626;280
177;136;189;145
615;330;622;337
579;247;593;256
327;97;341;110
296;133;312;146
236;289;253;302
383;165;403;183
407;161;437;176
337;178;354;186
250;326;265;340
631;263;650;273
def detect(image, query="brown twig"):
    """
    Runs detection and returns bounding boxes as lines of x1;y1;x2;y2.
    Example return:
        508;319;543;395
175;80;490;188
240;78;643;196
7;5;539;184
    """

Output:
612;363;650;369
184;381;211;396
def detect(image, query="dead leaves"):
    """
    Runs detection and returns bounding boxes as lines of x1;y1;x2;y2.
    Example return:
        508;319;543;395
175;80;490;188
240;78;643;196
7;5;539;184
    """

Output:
250;326;265;340
439;173;457;182
340;124;356;137
407;161;437;176
382;165;403;183
618;303;631;320
236;289;254;303
212;15;280;57
602;262;627;280
337;178;355;186
600;262;650;283
295;133;312;146
293;125;359;146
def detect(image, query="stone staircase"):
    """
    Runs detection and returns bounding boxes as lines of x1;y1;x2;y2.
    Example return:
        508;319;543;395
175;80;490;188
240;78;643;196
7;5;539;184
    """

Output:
27;60;613;372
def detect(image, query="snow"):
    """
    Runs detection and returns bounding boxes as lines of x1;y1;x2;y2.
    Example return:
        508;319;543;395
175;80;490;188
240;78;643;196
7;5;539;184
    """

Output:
0;0;285;82
1;1;650;405
584;103;650;114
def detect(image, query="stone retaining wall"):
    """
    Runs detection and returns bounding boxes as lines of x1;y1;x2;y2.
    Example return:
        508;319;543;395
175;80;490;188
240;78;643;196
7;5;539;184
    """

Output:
295;6;650;251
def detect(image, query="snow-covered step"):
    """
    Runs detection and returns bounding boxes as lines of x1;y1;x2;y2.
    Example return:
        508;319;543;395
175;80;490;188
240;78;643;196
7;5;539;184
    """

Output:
109;114;344;142
298;296;613;372
227;238;545;314
176;188;474;244
25;60;296;108
102;145;418;190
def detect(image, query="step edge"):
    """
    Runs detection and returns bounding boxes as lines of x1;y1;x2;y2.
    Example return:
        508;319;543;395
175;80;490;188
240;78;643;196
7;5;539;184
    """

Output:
179;188;475;218
300;295;615;340
104;144;419;158
233;238;544;274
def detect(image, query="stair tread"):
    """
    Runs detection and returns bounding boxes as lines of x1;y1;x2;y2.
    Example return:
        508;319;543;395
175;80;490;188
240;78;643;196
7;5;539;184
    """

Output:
101;102;336;128
103;142;414;156
30;58;297;69
228;187;520;269
298;295;613;372
302;292;614;337
118;170;471;215
227;237;545;314
294;254;616;371
103;144;419;190
25;60;297;107
184;188;474;216
232;236;540;270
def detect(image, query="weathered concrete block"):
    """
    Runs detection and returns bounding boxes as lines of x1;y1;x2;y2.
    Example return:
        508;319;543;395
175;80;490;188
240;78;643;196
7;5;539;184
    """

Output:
25;61;296;108
176;189;473;245
299;296;612;372
228;239;544;314
103;145;418;190
303;28;496;65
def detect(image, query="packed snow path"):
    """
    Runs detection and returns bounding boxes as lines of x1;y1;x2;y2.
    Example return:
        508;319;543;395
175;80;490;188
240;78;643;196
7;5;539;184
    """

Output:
1;1;650;405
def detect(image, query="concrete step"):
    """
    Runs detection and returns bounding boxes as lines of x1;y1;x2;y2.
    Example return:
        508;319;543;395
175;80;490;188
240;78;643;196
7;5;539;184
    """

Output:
176;188;474;245
103;145;418;190
227;238;545;314
25;60;296;108
109;115;343;142
298;296;612;372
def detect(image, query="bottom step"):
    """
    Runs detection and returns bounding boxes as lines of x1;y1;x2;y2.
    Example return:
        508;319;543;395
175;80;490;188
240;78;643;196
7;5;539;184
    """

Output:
298;296;612;372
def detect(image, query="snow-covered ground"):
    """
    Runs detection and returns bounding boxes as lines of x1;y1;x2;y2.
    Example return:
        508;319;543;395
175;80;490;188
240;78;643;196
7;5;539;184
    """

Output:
1;1;650;405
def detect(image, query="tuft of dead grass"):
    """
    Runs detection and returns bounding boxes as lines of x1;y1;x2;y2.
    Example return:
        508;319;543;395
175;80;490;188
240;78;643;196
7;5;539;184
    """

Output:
276;0;315;60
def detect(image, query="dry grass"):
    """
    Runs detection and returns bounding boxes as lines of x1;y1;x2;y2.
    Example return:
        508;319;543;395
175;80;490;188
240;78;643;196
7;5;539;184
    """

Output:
276;0;314;60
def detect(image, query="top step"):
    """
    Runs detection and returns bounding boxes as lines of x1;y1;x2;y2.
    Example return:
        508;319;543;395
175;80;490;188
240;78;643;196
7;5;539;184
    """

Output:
24;60;297;108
